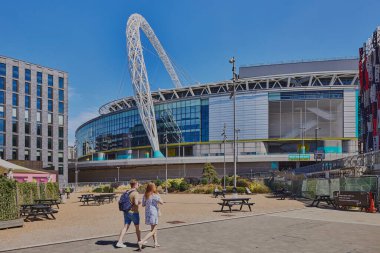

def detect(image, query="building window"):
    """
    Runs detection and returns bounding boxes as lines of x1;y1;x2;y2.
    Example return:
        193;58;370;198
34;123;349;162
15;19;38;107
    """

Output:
12;94;18;106
58;115;64;126
48;151;52;162
36;150;41;161
36;137;42;149
58;152;64;163
37;85;42;97
59;77;64;89
59;90;64;101
0;91;4;104
37;123;42;136
12;149;17;160
48;75;53;86
59;139;64;150
0;148;4;159
48;125;53;137
48;138;53;149
0;119;4;132
59;102;64;113
25;110;30;122
48;87;53;99
58;166;64;175
12;66;19;79
48;100;53;112
0;134;5;146
25;96;30;108
12;121;17;133
25;122;30;134
37;72;42;84
25;69;31;81
59;127;64;138
0;63;5;76
12;108;17;120
0;77;5;90
24;149;30;160
0;106;4;118
25;136;30;148
36;111;41;122
48;113;53;124
12;80;18;92
12;135;18;147
37;98;42;110
25;82;30;94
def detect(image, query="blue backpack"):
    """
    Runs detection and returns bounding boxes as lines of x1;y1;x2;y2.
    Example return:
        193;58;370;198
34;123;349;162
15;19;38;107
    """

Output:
118;190;135;212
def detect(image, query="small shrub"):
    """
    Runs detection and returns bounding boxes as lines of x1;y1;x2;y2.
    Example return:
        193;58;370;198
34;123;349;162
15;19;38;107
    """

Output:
212;177;221;184
200;178;208;185
115;184;131;193
236;178;250;188
225;186;245;194
249;181;271;194
179;181;190;192
154;179;162;186
184;177;200;185
93;187;103;193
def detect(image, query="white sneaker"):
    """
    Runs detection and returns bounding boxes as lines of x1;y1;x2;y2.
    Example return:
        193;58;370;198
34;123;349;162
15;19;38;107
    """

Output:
115;242;126;248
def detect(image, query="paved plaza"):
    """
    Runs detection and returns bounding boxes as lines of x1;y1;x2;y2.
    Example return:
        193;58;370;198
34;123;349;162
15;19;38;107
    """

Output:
3;208;380;253
1;194;380;252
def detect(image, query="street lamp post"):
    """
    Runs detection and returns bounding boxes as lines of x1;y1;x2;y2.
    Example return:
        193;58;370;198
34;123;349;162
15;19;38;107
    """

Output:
236;128;240;165
221;123;227;189
74;141;79;192
315;127;321;162
164;131;168;194
117;166;120;182
229;57;238;189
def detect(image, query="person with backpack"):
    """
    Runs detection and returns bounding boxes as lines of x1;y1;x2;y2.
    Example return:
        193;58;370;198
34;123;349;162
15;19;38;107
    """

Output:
116;179;141;248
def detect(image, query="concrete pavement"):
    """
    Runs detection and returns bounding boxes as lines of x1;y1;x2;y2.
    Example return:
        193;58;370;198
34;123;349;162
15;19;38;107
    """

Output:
5;208;380;253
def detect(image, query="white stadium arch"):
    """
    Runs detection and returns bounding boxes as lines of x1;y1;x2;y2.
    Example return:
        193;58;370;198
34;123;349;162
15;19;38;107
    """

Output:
126;13;182;158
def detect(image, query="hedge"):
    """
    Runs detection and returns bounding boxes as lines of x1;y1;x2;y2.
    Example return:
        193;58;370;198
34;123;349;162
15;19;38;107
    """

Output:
0;177;18;221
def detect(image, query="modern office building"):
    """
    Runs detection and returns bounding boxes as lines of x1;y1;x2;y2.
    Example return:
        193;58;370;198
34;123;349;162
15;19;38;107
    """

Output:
0;56;68;184
72;58;359;182
359;27;380;153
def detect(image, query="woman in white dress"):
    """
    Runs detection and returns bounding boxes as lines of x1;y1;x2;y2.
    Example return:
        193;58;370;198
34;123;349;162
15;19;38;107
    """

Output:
138;182;163;250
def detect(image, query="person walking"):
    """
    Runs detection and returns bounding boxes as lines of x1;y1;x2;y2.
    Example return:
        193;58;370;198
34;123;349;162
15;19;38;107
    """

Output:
116;179;141;248
138;182;163;250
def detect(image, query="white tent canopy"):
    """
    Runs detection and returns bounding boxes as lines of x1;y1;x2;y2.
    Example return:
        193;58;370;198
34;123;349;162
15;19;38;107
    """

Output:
0;159;47;174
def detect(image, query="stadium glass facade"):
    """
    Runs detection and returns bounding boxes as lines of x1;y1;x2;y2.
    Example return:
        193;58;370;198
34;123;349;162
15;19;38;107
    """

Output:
75;59;359;173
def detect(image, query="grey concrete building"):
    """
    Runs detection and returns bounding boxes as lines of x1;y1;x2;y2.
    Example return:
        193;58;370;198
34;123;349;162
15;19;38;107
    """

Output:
0;56;68;184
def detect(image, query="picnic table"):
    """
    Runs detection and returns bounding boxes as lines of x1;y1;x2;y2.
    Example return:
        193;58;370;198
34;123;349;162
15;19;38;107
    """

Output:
219;198;254;212
310;195;336;208
34;199;60;209
213;189;226;198
279;190;296;200
80;194;117;205
24;205;56;221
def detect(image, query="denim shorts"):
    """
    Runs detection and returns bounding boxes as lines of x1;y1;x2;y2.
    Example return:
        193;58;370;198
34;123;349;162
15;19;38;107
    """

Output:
124;211;140;225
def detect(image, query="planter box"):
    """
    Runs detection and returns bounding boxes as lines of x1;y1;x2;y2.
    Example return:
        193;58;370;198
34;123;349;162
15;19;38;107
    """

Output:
0;218;24;230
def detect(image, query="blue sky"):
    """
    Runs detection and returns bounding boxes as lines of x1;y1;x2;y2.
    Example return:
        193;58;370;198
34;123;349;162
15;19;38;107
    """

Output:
0;0;379;144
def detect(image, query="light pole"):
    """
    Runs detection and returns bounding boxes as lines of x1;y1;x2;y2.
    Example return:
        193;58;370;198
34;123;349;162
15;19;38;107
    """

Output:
117;166;120;182
296;108;305;155
74;141;79;191
229;57;238;189
236;128;240;165
315;127;321;162
164;131;168;194
221;123;227;189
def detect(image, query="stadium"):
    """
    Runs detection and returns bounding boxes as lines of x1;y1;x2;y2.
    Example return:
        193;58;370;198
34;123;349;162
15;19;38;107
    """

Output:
70;14;359;182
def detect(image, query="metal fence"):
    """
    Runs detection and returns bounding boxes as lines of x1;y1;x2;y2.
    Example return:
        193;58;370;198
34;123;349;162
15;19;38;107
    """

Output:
293;151;380;175
282;176;380;207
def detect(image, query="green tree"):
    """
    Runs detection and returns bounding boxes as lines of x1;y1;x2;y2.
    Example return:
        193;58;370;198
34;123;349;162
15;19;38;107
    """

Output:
202;163;218;183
